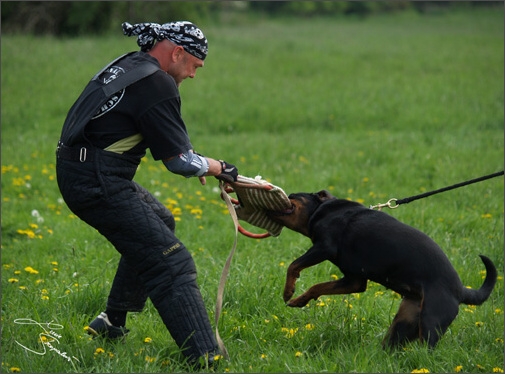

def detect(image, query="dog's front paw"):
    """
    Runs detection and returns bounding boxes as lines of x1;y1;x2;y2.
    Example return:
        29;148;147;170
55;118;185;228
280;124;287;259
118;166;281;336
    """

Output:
286;295;310;308
283;286;296;303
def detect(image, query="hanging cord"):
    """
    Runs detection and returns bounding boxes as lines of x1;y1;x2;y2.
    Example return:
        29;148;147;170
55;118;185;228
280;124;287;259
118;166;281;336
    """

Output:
370;171;504;210
213;181;238;360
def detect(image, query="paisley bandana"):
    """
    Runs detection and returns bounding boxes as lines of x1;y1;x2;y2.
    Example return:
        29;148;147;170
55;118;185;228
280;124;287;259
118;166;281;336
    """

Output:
122;21;208;60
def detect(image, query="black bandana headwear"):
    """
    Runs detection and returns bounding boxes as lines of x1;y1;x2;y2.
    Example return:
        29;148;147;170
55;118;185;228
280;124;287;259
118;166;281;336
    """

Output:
122;21;208;61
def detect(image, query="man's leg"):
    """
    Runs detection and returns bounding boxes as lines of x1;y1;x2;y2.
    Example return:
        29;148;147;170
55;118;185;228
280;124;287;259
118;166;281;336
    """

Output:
74;178;218;363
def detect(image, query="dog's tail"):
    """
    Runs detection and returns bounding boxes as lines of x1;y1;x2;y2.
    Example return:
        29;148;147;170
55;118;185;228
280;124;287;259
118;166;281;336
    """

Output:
460;255;497;305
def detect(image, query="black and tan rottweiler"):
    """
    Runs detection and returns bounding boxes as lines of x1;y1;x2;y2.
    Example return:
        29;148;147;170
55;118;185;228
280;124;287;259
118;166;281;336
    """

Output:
268;190;497;349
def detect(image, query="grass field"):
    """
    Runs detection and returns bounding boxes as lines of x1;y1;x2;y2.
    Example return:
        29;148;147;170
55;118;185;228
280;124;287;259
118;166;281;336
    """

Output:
1;6;504;373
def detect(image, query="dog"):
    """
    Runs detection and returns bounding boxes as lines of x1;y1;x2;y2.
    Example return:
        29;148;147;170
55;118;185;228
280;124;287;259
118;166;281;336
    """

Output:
267;190;497;349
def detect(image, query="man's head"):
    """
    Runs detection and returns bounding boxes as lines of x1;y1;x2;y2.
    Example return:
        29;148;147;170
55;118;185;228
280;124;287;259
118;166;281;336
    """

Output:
123;21;208;60
123;21;207;86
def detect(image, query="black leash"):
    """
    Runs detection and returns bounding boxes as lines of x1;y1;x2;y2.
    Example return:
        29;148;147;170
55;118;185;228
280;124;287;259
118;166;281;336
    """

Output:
370;171;504;210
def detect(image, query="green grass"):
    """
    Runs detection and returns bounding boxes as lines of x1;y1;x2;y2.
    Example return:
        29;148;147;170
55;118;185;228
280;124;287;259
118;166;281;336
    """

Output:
1;7;504;373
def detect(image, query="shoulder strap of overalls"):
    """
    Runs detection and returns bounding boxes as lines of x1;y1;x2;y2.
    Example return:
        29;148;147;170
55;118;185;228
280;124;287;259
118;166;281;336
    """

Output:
59;52;160;146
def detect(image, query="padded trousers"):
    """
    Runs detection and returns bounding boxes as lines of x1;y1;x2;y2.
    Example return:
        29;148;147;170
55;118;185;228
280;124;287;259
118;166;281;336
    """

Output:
56;149;218;362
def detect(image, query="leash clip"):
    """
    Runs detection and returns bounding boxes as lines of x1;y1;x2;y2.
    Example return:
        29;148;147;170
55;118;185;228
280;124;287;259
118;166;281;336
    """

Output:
369;198;398;211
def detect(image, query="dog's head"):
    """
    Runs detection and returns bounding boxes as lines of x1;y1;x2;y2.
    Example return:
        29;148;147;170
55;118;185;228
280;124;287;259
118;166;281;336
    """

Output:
267;190;335;237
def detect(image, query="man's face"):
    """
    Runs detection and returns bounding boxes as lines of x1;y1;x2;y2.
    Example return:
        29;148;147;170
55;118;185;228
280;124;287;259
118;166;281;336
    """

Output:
168;50;204;87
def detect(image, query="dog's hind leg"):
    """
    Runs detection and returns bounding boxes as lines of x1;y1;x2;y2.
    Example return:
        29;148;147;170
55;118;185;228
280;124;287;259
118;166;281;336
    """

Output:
382;297;421;349
419;291;459;348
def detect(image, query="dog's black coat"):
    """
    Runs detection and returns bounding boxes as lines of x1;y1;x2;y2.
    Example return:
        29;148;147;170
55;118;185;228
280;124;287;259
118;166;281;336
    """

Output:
268;190;497;348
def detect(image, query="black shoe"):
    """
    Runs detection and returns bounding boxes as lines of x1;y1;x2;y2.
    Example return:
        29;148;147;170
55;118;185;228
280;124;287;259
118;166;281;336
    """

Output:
87;312;129;339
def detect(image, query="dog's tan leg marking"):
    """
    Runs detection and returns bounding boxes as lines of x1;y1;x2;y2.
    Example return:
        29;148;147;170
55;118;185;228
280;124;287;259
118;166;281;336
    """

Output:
287;277;367;307
382;297;422;349
283;249;328;303
283;262;304;303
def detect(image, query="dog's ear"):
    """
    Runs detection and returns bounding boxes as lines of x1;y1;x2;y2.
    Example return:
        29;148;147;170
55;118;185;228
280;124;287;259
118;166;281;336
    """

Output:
316;190;335;202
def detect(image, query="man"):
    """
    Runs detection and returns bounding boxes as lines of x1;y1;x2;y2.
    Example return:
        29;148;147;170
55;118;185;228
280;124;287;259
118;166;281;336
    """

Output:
56;21;238;367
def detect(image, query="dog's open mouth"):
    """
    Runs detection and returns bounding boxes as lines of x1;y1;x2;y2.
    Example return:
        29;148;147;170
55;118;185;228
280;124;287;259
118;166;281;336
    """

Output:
267;204;295;216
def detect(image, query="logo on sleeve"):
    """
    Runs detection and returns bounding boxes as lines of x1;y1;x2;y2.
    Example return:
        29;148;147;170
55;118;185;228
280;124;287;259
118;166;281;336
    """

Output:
92;66;126;119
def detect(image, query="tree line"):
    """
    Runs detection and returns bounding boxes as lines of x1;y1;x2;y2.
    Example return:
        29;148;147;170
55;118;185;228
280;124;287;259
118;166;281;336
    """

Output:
1;1;500;36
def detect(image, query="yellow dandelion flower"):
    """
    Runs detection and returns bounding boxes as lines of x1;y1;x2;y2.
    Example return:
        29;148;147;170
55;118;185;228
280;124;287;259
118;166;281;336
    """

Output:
279;262;285;267
24;266;39;274
495;308;502;314
481;213;492;219
281;327;298;338
17;229;36;239
475;321;484;327
41;295;49;300
316;300;325;307
35;279;44;285
29;223;38;229
94;347;105;355
145;356;156;363
19;286;27;290
50;261;58;266
411;369;430;373
3;264;13;269
299;156;309;164
492;367;504;373
331;274;339;280
144;337;152;343
305;323;315;330
260;353;267;359
10;367;21;372
8;278;19;283
295;351;303;357
13;177;25;186
495;337;503;343
108;352;114;358
454;365;463;372
214;354;222;361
